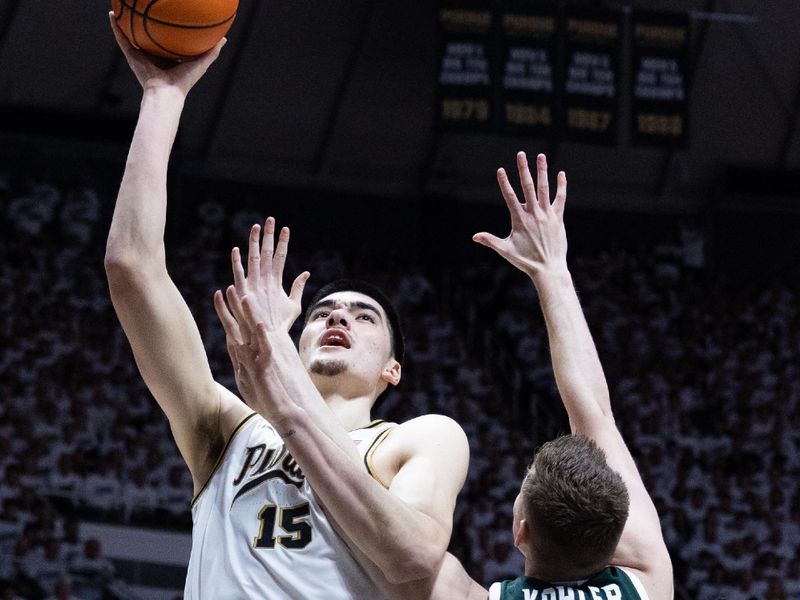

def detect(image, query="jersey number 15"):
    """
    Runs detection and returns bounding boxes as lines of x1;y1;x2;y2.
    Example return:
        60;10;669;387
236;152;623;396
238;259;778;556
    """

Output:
253;503;313;549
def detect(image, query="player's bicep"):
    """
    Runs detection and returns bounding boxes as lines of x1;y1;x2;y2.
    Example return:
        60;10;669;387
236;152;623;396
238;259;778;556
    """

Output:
108;266;220;458
387;416;470;540
576;420;670;573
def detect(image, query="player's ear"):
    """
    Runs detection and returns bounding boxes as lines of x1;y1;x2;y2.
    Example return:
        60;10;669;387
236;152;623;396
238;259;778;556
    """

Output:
514;519;531;559
381;359;401;387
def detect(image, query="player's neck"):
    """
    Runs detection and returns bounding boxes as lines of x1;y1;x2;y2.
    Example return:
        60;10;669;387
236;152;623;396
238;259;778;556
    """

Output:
322;392;376;431
524;557;596;585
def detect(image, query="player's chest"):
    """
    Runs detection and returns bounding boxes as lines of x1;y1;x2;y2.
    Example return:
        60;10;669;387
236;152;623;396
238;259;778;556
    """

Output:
222;443;317;550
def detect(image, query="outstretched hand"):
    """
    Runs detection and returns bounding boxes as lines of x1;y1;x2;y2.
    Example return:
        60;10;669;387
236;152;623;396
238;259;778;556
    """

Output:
213;218;310;402
108;11;225;96
215;289;277;408
473;152;568;280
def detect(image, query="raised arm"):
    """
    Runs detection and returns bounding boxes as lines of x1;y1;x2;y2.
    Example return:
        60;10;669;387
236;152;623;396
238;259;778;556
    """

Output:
474;152;673;598
104;16;247;490
213;222;469;584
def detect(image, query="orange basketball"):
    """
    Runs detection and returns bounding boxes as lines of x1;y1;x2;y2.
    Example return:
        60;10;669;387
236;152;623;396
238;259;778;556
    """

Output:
111;0;238;60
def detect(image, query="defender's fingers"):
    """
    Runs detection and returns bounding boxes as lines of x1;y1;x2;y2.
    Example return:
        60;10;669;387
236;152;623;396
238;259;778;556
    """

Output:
497;168;524;225
261;217;275;277
472;232;506;254
535;153;551;211
273;227;290;279
247;224;261;286
554;171;567;218
516;152;537;208
289;271;311;303
231;247;247;293
214;290;242;343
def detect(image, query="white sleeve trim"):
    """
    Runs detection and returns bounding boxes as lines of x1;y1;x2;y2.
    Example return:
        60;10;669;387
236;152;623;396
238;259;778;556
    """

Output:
618;567;650;600
488;581;502;600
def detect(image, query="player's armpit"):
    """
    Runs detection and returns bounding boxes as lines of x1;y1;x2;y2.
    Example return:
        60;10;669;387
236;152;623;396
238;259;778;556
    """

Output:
371;415;470;558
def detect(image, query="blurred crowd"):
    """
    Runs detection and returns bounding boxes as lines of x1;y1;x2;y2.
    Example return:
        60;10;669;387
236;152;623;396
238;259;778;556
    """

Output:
1;174;798;599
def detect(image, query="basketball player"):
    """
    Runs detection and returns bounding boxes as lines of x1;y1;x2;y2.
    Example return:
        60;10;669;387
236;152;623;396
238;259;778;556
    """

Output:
421;152;673;599
105;17;468;599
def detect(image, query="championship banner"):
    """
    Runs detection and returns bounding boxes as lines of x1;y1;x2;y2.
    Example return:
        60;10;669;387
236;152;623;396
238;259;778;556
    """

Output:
437;1;496;132
630;11;691;147
499;2;558;136
561;7;622;144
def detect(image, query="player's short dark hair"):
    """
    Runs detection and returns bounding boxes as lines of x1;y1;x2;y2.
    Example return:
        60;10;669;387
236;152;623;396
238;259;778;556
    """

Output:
522;435;629;578
304;279;405;364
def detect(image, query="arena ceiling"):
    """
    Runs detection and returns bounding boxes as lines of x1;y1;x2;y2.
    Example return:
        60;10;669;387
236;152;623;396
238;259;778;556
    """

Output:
0;0;798;212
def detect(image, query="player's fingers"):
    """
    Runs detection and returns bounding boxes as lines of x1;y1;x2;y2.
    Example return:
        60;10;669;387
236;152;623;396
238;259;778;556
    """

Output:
496;168;524;225
535;153;551;211
472;232;508;256
247;224;261;287
195;37;227;69
231;247;246;294
289;271;311;303
213;290;243;344
241;295;267;343
273;227;290;280
554;171;567;218
255;323;273;359
261;217;275;277
226;286;250;344
516;152;537;209
108;12;135;52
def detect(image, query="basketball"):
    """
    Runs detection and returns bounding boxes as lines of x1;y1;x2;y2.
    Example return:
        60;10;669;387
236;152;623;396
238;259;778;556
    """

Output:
111;0;238;60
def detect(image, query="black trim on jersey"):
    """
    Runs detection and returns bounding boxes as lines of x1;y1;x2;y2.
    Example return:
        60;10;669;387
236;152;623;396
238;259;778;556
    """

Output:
191;412;258;508
231;469;304;508
352;419;385;432
363;427;394;488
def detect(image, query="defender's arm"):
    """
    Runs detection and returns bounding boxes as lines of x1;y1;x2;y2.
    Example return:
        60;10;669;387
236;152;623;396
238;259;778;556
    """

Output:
474;152;673;599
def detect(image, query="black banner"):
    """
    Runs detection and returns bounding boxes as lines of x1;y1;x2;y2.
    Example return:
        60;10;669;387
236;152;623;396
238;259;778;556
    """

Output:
630;11;691;147
560;7;622;144
437;2;495;132
499;2;558;136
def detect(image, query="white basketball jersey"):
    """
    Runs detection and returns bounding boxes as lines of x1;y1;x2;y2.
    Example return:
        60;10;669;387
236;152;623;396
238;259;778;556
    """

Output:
185;413;395;599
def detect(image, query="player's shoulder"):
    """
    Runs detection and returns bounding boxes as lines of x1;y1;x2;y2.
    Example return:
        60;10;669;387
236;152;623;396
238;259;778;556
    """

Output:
216;383;254;437
392;414;469;448
388;414;469;460
395;413;467;439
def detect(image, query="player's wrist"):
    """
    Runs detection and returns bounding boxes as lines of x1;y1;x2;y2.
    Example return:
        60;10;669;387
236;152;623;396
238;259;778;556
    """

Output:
530;263;571;288
141;83;187;107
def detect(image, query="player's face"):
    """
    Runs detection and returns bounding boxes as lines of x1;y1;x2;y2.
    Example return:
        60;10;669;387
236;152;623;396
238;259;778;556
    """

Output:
299;291;400;392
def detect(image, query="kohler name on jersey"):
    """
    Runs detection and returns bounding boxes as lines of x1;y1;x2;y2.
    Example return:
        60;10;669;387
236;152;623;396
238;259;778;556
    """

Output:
233;443;305;488
520;584;623;600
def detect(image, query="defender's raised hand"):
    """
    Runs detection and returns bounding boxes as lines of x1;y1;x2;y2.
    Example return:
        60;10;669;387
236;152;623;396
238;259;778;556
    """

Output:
473;152;568;280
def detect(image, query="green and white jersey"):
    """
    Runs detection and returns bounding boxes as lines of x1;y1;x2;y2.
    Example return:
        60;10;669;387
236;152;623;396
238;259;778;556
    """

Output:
489;566;649;600
185;412;395;599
